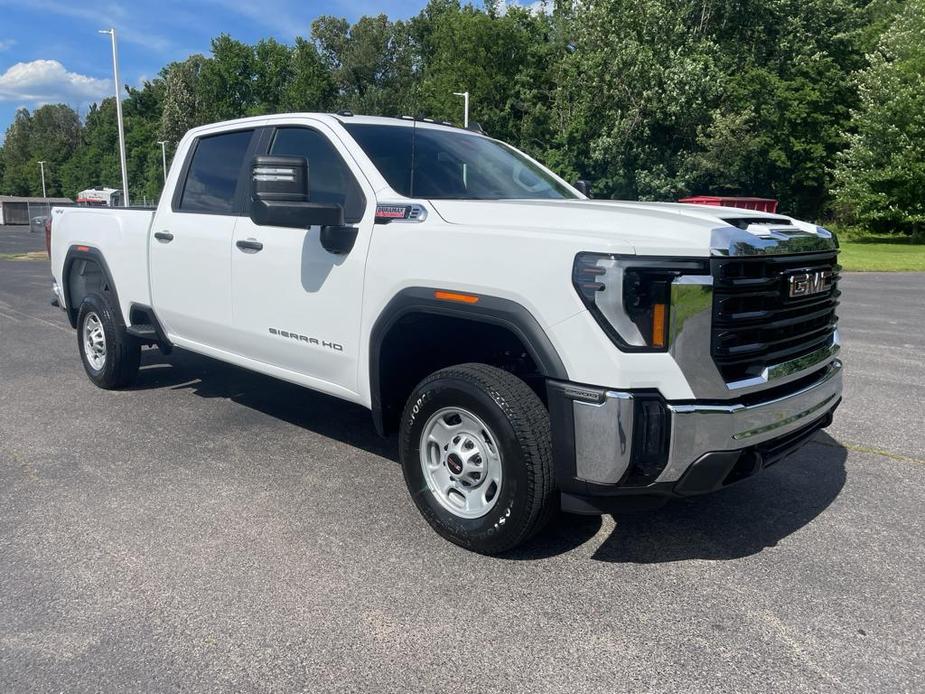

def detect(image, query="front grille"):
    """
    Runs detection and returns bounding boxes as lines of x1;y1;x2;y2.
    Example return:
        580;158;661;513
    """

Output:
710;251;840;382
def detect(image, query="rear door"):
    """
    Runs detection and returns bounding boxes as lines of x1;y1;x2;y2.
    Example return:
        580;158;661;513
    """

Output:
149;127;260;349
229;122;374;397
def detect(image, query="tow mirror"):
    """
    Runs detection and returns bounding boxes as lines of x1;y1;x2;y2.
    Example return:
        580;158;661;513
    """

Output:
574;179;593;198
249;155;343;228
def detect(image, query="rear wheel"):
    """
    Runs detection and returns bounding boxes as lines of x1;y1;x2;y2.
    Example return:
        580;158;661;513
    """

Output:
77;292;140;389
399;363;556;554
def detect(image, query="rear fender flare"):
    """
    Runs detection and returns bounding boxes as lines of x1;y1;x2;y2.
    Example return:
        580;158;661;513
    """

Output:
62;245;123;328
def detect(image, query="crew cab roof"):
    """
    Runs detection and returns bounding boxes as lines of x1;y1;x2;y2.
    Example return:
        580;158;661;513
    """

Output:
184;113;477;138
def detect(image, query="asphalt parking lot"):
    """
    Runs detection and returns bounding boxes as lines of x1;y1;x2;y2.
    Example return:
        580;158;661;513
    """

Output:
1;225;922;693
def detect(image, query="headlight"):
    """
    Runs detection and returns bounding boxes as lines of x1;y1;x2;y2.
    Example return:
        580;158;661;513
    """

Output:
572;253;709;352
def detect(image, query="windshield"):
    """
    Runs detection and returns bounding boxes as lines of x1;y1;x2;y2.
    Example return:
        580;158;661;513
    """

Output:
343;123;578;200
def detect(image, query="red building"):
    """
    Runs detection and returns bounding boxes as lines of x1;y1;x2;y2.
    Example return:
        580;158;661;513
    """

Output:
678;196;778;214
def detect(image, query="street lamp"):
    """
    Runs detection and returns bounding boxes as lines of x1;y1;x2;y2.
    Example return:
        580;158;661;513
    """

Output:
157;141;168;183
99;28;130;207
37;161;46;198
452;91;469;128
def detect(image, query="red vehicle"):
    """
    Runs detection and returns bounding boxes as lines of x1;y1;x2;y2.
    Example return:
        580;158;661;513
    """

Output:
679;196;778;214
76;187;123;207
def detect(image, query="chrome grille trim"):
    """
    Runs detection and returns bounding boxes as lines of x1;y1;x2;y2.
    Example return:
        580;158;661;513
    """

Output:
710;251;840;383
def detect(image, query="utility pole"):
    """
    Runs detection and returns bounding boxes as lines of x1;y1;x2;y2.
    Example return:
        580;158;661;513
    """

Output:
453;91;469;128
37;161;46;198
99;28;130;207
158;141;169;182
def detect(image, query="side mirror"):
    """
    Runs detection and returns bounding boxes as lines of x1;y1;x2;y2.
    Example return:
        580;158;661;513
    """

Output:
574;180;593;198
250;155;343;228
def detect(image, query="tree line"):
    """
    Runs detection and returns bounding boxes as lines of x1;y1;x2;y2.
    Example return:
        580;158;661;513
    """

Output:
0;0;921;234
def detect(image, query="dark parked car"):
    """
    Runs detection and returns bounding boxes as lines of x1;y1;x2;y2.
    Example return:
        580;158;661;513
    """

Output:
30;215;49;234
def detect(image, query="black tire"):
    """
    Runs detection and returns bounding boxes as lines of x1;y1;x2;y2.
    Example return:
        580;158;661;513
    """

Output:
76;292;141;389
399;363;556;554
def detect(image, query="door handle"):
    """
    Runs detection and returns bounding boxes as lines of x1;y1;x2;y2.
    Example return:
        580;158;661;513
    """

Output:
236;239;264;252
154;231;174;242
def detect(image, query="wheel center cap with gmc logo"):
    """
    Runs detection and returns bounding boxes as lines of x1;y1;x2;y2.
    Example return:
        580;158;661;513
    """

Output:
446;453;464;475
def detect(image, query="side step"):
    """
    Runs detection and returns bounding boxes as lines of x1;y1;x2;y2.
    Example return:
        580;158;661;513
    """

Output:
126;303;173;355
126;324;158;340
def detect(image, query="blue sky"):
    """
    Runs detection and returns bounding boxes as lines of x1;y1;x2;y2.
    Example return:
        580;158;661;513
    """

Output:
0;0;437;138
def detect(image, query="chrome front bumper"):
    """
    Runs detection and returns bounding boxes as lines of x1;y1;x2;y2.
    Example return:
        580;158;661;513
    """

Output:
549;359;842;501
659;359;842;483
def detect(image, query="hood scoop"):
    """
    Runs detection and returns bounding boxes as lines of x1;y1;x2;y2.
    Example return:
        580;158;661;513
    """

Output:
720;216;810;243
711;220;836;257
721;216;795;231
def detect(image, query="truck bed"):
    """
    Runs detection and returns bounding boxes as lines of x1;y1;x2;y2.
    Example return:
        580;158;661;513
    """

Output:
49;206;155;323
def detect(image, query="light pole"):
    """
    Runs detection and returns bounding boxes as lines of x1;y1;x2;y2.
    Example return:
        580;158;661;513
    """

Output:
453;91;469;128
99;28;130;207
157;141;168;183
37;161;46;198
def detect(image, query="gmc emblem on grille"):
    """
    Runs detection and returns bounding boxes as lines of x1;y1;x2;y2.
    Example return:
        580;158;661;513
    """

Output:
787;270;833;298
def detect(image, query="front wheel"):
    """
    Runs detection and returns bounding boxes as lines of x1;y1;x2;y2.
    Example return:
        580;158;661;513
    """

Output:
399;363;556;554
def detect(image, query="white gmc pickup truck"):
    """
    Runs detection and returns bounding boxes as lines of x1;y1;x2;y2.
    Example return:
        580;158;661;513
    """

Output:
49;113;842;554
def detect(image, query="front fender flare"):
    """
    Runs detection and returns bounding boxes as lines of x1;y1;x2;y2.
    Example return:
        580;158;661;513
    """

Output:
368;287;568;435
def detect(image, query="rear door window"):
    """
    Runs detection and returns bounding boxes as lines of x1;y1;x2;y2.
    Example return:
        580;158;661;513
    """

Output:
179;130;254;214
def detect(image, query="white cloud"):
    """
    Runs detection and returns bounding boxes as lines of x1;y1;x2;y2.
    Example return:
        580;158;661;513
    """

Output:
0;59;112;103
0;39;16;52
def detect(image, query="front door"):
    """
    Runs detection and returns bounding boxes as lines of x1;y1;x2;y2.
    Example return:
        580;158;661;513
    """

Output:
150;127;258;350
229;122;374;398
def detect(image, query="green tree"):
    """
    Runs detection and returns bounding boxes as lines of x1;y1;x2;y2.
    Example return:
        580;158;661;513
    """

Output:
29;104;81;196
551;0;722;199
834;0;925;236
693;0;866;217
860;0;907;52
124;78;167;203
280;37;337;112
60;99;121;197
0;2;894;216
160;55;208;146
406;0;564;171
198;35;256;121
0;109;34;196
0;105;80;196
312;14;415;115
252;38;293;115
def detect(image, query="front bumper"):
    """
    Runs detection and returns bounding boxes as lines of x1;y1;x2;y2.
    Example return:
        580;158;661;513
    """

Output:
548;360;843;513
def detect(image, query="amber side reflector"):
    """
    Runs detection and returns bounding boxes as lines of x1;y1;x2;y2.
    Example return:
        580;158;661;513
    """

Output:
434;290;479;304
651;303;667;348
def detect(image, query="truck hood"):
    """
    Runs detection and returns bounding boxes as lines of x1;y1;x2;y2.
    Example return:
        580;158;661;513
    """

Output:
428;199;823;256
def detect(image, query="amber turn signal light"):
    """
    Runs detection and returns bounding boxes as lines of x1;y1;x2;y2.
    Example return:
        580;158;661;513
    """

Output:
651;303;667;348
434;290;480;304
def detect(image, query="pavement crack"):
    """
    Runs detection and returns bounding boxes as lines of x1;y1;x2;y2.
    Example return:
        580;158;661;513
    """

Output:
0;305;70;332
809;438;925;465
